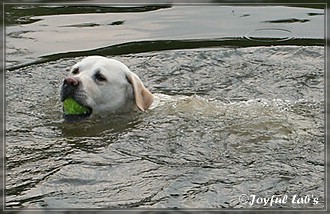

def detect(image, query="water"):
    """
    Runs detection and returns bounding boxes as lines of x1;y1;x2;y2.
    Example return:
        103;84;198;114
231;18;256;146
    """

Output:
5;4;325;210
5;5;324;69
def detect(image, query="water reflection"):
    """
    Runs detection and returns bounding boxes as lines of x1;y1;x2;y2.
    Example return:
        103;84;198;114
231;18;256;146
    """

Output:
5;5;324;69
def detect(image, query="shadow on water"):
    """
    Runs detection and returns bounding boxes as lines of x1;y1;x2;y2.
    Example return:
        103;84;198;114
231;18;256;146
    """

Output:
4;4;172;25
58;112;144;138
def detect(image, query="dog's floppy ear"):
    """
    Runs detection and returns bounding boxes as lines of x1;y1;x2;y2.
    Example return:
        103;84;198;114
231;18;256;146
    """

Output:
126;73;154;112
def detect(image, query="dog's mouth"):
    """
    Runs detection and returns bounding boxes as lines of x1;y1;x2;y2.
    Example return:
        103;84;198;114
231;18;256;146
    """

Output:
62;97;93;122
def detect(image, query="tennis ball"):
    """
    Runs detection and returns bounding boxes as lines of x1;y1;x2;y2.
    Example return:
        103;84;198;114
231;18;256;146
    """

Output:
63;97;90;115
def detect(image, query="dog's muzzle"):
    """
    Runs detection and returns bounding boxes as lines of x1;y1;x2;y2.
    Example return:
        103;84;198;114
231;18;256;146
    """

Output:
61;76;80;101
60;76;92;122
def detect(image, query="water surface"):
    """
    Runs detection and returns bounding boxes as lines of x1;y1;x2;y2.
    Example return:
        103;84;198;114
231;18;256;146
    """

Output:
5;4;325;209
6;5;324;68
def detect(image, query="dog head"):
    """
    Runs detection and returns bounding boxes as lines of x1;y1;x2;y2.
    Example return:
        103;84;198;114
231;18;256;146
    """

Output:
60;56;154;121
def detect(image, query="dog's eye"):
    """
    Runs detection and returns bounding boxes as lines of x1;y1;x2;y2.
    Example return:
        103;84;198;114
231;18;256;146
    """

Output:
94;71;107;82
72;67;79;75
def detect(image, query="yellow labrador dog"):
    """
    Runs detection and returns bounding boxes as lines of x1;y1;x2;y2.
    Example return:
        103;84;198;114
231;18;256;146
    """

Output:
60;56;154;121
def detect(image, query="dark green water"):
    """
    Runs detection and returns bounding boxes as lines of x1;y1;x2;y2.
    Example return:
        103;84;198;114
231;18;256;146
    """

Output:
5;4;325;209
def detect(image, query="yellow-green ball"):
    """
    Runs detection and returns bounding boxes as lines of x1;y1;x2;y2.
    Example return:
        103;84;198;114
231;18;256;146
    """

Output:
63;97;89;115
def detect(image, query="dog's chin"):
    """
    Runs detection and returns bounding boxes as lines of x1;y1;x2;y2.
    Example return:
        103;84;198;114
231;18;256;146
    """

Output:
63;107;93;122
